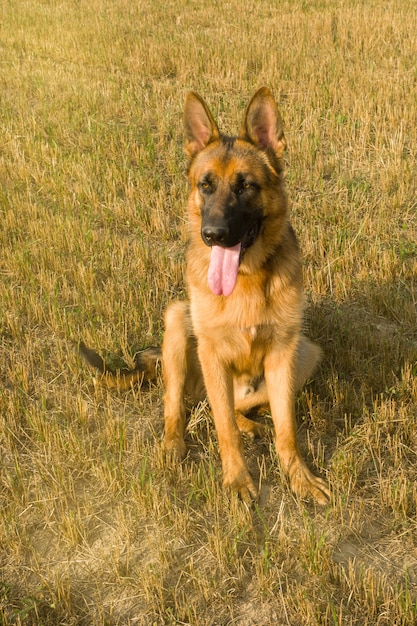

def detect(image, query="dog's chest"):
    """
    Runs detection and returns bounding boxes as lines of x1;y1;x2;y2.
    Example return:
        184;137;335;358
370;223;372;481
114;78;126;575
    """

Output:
241;325;258;341
229;323;273;374
239;325;261;366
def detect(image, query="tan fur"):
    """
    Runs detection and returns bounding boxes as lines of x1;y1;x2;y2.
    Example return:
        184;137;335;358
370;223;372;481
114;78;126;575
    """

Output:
80;88;329;505
162;88;329;504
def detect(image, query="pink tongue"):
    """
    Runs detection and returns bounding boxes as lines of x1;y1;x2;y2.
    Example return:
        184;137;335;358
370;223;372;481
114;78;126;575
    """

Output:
207;243;241;296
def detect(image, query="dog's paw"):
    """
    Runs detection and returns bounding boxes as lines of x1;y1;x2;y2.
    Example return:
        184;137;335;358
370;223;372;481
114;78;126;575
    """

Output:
238;482;259;507
289;461;330;505
163;436;187;462
223;469;258;506
235;411;268;440
246;420;268;440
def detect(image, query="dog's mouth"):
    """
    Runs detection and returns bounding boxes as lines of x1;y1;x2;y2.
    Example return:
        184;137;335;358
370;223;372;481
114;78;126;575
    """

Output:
207;219;261;296
240;220;260;258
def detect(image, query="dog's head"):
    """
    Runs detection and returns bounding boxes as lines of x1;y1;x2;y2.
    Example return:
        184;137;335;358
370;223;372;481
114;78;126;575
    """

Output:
184;87;288;296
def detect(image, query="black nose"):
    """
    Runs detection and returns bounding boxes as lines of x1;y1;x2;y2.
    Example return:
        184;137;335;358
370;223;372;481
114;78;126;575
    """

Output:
201;225;229;246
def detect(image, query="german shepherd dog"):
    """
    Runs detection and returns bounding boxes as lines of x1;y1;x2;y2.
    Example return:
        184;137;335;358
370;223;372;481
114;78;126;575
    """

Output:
81;88;329;505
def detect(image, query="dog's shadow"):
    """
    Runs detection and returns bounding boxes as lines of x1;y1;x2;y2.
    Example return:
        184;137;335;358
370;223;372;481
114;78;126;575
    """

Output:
300;276;416;456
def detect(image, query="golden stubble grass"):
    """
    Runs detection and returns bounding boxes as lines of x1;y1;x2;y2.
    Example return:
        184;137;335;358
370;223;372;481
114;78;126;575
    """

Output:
1;0;416;624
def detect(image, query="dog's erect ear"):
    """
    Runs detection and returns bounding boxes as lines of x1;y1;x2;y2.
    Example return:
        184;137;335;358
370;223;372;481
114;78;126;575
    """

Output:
240;87;287;158
184;92;220;159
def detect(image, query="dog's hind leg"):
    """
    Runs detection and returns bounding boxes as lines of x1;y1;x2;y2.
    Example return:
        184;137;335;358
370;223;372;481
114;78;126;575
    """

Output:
233;378;269;439
233;338;321;441
162;301;196;460
295;337;322;391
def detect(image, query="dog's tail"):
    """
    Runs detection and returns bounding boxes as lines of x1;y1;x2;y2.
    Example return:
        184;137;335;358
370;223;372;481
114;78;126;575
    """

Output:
79;341;161;390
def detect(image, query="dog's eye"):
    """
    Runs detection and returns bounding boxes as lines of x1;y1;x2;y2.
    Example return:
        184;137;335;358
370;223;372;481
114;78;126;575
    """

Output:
238;181;252;194
199;180;212;193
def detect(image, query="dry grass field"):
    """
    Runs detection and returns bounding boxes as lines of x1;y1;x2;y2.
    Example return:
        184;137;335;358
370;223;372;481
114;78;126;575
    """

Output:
1;0;416;624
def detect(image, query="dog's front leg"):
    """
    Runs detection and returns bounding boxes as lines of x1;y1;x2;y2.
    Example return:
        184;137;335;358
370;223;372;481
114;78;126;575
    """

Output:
197;338;258;504
264;341;330;504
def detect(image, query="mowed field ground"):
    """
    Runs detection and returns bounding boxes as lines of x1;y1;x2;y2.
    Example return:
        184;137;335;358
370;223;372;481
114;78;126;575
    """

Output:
1;0;416;624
